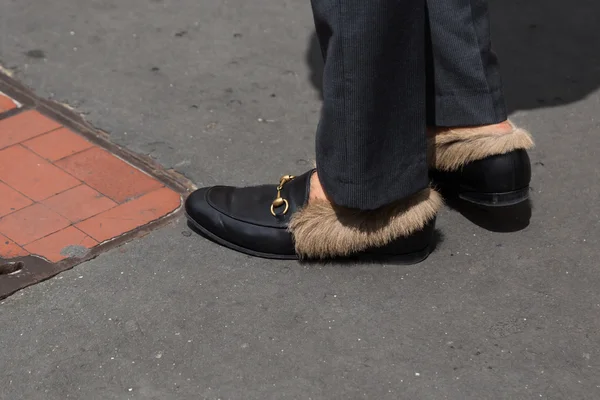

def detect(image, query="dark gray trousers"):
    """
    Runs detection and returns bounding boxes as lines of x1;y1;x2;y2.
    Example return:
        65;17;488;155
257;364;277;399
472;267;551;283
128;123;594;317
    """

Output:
312;0;507;210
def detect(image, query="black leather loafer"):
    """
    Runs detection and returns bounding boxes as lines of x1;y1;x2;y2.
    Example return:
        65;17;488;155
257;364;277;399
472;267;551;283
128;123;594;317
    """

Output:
185;170;442;263
429;124;534;207
431;149;531;206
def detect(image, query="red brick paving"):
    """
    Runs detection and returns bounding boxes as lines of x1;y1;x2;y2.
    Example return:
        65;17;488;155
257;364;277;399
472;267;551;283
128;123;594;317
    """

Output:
0;233;27;258
0;203;71;246
0;91;18;113
76;187;181;242
0;145;82;201
23;127;94;161
56;147;163;203
0;181;33;217
0;93;181;263
24;227;98;263
0;110;61;149
42;185;117;223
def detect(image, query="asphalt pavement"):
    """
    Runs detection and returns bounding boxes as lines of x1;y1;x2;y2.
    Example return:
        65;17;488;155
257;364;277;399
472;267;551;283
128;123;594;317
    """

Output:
0;0;599;398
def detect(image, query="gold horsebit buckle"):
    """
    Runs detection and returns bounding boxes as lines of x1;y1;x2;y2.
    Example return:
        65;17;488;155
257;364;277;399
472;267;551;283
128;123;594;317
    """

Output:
270;175;296;217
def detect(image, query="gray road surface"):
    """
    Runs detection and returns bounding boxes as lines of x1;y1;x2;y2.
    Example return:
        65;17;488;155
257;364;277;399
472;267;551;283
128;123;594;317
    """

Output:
0;0;599;399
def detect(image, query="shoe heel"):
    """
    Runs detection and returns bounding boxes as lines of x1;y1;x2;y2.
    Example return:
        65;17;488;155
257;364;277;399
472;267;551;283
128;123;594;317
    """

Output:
432;149;531;207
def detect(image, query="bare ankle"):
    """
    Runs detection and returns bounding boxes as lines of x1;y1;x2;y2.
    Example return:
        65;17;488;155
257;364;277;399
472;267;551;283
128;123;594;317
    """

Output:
435;120;513;136
309;172;329;203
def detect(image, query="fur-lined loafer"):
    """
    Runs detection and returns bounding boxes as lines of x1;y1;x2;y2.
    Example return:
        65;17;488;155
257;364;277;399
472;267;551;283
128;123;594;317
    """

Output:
429;123;534;207
185;170;442;263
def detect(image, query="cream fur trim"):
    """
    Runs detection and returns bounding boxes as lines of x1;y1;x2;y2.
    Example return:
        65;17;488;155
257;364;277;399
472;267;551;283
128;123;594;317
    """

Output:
288;188;442;259
430;125;534;171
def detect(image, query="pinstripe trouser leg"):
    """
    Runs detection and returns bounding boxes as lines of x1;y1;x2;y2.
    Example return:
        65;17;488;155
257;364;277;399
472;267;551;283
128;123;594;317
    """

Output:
311;0;428;210
426;0;507;126
311;0;506;210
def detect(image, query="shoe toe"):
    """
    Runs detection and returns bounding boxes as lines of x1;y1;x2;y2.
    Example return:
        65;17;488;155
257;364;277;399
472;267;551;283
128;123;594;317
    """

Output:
185;186;237;237
185;187;212;224
185;186;296;258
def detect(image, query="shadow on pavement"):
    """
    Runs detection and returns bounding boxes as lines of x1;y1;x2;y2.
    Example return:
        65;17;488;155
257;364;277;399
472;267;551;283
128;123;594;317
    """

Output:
305;0;600;114
303;0;593;232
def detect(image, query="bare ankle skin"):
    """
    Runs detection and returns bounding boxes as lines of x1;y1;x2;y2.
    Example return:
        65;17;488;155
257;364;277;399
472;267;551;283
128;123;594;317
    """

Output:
309;171;329;204
435;120;513;136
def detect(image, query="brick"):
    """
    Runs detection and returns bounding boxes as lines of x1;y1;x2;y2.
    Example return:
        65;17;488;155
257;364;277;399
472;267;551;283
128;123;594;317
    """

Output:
43;184;117;223
0;181;33;217
0;233;28;259
0;203;71;245
56;147;163;203
25;226;97;262
0;110;61;149
76;187;181;242
0;145;80;201
23;127;93;161
0;94;17;113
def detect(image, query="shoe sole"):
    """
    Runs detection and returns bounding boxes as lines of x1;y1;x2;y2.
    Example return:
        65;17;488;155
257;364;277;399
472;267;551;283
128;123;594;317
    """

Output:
433;177;530;208
186;213;297;260
458;187;530;207
185;213;433;264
